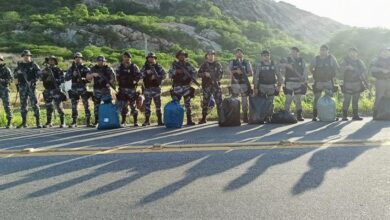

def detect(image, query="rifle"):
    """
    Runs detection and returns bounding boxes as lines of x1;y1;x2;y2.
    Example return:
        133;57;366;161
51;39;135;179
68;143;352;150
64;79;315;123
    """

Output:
174;62;201;88
43;64;67;101
285;62;313;91
91;65;118;94
235;61;253;95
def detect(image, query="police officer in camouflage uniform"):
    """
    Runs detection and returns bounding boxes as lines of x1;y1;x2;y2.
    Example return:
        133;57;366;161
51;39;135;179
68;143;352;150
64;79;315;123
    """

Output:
116;52;141;127
340;47;367;121
253;50;283;123
65;52;93;128
14;50;41;128
309;45;340;121
140;52;166;126
41;56;66;128
169;50;198;126
281;47;308;121
0;56;13;128
370;48;390;119
229;48;253;123
198;50;223;124
87;55;116;127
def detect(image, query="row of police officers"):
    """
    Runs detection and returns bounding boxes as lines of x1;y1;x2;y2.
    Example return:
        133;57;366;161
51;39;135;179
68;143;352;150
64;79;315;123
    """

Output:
0;46;389;128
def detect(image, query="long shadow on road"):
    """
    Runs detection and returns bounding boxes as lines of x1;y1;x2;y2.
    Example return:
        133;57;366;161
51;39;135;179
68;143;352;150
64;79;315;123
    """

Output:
291;121;383;195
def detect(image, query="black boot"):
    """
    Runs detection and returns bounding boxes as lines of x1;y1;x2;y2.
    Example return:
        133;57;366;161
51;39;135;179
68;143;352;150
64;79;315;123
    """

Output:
187;113;195;126
312;109;318;121
157;111;164;126
121;115;127;128
198;113;207;124
17;115;27;129
243;112;249;123
59;116;65;128
94;116;99;127
86;117;94;128
352;109;363;120
69;118;77;128
142;115;150;126
133;114;139;127
6;118;12;129
43;115;52;128
297;109;304;121
342;110;349;121
36;116;42;129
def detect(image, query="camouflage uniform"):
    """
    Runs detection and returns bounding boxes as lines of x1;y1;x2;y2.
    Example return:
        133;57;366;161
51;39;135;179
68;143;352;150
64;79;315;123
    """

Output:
340;56;367;120
169;60;198;125
281;56;307;120
65;63;92;126
90;64;116;124
229;59;253;121
41;65;66;127
14;61;41;127
254;60;283;121
370;56;390;118
116;63;141;126
140;62;166;126
310;54;339;120
198;60;223;123
0;64;13;128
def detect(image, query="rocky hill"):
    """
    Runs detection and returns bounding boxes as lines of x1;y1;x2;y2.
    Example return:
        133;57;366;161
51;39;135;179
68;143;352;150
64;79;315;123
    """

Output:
83;0;346;44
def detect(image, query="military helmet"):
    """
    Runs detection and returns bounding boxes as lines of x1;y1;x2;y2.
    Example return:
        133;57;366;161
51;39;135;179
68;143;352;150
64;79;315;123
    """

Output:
122;51;132;58
21;50;32;57
146;52;157;59
96;55;107;62
74;52;83;59
45;55;58;65
176;50;188;58
205;50;216;58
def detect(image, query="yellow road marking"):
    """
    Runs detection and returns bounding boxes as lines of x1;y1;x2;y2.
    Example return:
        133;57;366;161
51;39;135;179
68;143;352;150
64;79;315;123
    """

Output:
0;139;388;158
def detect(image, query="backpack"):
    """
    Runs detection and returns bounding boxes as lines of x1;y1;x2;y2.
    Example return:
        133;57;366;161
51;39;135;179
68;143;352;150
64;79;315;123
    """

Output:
270;110;298;124
219;97;241;127
97;96;120;130
164;99;185;128
248;96;273;124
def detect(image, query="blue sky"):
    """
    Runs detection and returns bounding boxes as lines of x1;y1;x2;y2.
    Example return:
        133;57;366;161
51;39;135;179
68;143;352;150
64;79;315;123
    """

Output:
278;0;390;28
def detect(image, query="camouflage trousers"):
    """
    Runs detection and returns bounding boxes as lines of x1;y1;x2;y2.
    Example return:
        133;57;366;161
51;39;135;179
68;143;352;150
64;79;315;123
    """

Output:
19;85;40;118
144;87;162;117
93;88;112;120
202;84;222;115
69;87;91;119
171;85;194;114
0;88;12;120
43;89;65;120
116;88;138;117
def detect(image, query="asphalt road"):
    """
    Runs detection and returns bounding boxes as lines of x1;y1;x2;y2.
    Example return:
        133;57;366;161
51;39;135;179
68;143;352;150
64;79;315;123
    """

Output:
1;118;390;219
1;118;390;150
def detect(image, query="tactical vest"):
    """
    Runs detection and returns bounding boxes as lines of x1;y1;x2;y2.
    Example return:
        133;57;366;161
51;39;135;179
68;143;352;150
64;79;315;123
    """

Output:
143;62;163;88
343;57;364;83
91;65;113;89
0;65;11;88
172;61;192;86
68;64;89;87
372;58;390;79
117;63;137;89
313;55;336;82
231;59;249;84
201;61;222;87
42;66;63;90
16;62;39;85
257;61;277;85
285;57;304;82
